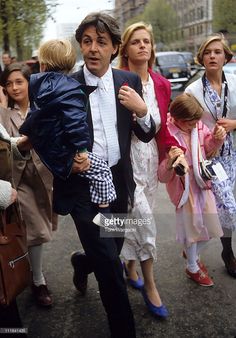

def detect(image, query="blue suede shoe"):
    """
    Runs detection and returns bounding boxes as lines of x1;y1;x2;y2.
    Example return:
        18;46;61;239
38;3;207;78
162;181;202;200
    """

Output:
127;276;144;290
141;287;169;318
122;262;144;290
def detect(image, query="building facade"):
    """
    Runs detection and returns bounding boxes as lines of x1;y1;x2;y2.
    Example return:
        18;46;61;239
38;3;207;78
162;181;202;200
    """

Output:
114;0;213;53
166;0;213;53
114;0;150;33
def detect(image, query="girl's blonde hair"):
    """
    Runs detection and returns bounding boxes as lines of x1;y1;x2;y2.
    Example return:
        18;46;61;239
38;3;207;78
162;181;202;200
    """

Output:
38;39;77;73
170;93;204;121
196;33;233;66
118;22;155;69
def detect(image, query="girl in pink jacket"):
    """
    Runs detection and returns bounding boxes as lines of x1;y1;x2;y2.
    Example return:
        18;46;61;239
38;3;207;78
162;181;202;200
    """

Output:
159;93;226;287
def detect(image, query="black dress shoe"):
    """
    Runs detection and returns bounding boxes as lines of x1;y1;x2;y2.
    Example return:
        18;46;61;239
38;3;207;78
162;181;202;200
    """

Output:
221;251;236;278
71;251;88;294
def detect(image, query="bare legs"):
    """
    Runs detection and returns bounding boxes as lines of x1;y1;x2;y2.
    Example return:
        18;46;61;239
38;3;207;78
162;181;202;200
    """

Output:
126;258;162;307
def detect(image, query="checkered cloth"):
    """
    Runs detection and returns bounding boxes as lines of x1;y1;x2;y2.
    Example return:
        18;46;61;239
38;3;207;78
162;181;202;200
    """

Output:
79;152;117;204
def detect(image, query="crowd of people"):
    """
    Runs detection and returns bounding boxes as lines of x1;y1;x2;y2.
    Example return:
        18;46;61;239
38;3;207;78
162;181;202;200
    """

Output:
0;10;236;338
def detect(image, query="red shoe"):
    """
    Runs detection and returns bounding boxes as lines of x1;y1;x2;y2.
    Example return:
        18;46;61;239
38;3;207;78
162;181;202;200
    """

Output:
182;251;208;274
185;269;214;287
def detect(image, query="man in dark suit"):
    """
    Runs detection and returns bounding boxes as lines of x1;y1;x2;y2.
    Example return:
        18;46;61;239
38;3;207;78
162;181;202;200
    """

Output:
53;12;156;338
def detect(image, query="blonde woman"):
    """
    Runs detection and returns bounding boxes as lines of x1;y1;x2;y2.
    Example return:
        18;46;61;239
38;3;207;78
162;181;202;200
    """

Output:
118;22;185;317
185;34;236;278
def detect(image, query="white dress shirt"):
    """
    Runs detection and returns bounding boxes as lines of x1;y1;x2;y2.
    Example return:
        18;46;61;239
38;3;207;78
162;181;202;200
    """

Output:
83;64;152;163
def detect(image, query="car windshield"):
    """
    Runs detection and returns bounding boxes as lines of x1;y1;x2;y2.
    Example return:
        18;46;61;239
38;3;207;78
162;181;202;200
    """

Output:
157;54;185;66
182;52;192;60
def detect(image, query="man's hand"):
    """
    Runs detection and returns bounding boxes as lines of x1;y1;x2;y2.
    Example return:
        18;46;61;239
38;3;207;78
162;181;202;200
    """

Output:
118;85;147;117
72;152;90;173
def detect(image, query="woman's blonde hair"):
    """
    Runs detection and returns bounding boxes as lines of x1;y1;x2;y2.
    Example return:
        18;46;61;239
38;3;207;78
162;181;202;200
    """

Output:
38;39;77;73
196;33;233;66
118;22;155;69
170;93;204;121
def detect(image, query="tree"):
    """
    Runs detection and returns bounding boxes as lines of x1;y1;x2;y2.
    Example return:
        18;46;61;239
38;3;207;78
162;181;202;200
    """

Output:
0;0;58;60
126;0;178;49
213;0;236;34
143;0;177;46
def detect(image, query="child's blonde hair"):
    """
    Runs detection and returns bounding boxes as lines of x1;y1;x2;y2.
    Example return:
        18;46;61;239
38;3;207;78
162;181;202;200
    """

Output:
38;39;76;73
170;93;204;121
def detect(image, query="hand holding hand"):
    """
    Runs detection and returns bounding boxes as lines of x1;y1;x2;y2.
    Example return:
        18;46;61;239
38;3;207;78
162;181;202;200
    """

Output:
118;85;147;118
217;118;236;133
213;123;226;140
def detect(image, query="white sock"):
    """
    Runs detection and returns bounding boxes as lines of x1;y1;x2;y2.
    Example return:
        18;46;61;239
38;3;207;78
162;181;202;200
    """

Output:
196;240;208;260
28;244;46;286
185;243;199;273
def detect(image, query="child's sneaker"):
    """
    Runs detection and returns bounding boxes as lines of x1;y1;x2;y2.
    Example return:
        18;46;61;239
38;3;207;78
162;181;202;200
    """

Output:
182;251;208;274
185;268;214;287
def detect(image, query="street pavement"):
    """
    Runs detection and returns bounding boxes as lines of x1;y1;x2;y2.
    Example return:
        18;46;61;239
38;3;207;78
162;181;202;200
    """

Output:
18;183;236;338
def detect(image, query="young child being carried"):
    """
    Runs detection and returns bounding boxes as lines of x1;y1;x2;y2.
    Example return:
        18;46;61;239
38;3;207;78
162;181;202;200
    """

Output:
20;39;116;224
159;93;226;287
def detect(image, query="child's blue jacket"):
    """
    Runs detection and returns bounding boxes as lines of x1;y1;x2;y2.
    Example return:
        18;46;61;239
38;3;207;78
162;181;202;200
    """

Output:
20;72;92;179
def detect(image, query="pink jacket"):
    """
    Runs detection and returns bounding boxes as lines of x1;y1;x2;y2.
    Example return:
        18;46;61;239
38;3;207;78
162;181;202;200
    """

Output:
158;118;224;208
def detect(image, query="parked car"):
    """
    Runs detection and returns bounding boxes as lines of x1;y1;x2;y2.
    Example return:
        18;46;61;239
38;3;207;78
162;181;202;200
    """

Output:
155;51;191;89
170;67;205;99
223;62;236;75
179;51;198;74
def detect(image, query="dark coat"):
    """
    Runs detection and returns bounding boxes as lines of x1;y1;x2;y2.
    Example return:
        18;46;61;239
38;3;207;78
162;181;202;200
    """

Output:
20;72;91;179
51;67;156;215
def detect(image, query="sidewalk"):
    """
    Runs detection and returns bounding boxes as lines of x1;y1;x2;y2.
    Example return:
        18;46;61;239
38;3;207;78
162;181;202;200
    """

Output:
18;184;236;338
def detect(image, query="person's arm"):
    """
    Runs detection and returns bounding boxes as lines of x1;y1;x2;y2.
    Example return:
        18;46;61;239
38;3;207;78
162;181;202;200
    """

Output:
203;123;226;158
158;147;188;183
59;93;91;175
118;87;156;143
71;151;90;173
155;123;186;162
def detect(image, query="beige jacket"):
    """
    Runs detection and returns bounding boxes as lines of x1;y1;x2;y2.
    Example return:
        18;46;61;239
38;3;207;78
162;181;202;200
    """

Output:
0;107;57;245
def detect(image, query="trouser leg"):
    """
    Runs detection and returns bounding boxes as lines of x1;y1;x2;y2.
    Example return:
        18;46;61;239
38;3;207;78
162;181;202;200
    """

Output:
220;228;236;278
71;204;136;338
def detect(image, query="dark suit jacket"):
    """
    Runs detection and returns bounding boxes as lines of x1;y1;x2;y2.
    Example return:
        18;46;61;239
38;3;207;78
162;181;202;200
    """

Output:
53;67;156;215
